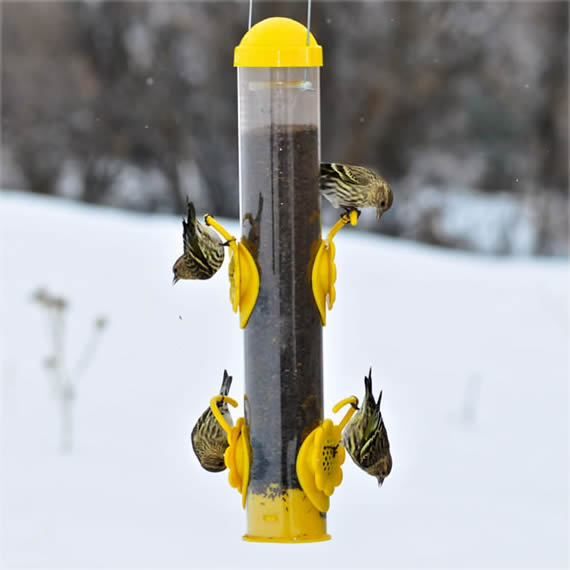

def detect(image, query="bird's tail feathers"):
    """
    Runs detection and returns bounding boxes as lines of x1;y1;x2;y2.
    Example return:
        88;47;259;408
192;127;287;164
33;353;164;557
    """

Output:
220;369;233;396
364;367;373;394
184;199;198;236
376;390;383;413
363;368;376;408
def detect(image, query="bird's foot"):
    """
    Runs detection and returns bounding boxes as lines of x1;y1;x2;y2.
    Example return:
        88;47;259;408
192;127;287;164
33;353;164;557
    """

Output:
341;207;361;219
341;208;360;226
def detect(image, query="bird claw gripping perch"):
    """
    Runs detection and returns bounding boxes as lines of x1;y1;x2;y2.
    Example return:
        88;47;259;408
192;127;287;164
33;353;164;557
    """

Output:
204;215;260;328
210;395;251;508
311;211;359;325
296;396;359;513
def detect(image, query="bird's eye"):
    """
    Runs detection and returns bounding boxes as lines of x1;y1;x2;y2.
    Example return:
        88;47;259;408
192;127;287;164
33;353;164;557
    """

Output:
380;201;386;207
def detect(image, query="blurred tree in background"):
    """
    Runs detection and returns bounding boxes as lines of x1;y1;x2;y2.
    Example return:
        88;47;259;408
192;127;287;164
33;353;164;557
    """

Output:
1;1;568;255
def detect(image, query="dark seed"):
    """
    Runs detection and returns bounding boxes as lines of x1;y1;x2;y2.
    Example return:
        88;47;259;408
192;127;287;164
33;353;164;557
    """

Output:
241;124;323;497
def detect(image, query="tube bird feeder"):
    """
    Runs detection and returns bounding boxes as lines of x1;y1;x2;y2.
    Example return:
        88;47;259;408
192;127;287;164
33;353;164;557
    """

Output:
235;17;325;542
190;15;363;543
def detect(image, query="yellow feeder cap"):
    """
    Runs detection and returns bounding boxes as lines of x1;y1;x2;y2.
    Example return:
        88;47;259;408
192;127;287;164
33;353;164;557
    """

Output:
234;17;323;68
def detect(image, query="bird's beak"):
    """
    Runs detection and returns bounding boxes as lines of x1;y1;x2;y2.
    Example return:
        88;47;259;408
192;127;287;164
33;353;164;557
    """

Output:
172;275;179;286
376;208;382;219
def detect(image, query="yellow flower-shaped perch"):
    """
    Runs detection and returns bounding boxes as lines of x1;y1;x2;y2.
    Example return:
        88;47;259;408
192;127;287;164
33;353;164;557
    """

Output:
204;215;260;328
312;211;358;325
296;396;359;512
210;395;251;508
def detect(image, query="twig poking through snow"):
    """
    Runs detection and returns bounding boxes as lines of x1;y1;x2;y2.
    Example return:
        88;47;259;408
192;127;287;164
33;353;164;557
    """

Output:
32;288;108;453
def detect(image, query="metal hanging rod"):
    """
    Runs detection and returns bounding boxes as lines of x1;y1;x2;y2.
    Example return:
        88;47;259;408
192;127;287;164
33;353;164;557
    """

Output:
306;0;312;45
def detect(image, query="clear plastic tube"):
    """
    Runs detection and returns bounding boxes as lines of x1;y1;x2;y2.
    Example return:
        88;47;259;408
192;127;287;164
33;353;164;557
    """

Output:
238;67;325;541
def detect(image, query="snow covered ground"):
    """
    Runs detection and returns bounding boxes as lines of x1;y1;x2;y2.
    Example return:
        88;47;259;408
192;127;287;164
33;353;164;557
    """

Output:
1;191;568;569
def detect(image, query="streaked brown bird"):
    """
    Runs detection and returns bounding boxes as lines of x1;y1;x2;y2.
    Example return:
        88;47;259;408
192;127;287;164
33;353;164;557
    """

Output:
320;163;393;219
172;201;224;283
191;370;233;473
342;368;392;486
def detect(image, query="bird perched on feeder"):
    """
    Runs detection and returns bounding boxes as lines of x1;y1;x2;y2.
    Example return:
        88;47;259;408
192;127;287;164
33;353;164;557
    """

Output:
342;368;392;486
191;370;233;473
320;163;393;219
172;200;225;283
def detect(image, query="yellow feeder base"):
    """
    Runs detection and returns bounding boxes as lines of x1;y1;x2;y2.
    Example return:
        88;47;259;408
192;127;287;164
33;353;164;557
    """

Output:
244;488;330;543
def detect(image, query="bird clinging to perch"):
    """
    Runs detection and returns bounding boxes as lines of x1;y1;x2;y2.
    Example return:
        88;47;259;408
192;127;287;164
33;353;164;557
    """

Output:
172;200;225;283
191;370;234;473
342;368;392;486
320;163;393;219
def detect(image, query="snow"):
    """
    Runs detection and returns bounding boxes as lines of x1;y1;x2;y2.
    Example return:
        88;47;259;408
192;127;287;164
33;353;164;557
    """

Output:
1;191;568;568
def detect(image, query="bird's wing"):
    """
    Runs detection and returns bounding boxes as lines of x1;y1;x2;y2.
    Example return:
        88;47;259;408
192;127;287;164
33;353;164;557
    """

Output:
182;203;211;270
360;426;387;467
347;165;376;185
321;163;362;187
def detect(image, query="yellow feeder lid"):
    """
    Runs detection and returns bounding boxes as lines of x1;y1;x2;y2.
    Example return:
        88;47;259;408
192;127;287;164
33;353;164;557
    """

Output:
234;17;323;68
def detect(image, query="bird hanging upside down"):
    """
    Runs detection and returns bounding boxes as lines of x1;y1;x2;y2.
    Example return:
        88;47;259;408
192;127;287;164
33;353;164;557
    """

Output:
320;163;393;219
342;368;393;486
172;200;225;283
191;370;234;473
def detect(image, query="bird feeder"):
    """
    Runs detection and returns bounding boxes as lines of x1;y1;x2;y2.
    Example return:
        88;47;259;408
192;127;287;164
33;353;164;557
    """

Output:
235;17;327;542
191;15;370;543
